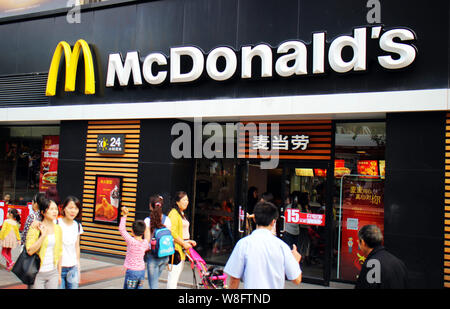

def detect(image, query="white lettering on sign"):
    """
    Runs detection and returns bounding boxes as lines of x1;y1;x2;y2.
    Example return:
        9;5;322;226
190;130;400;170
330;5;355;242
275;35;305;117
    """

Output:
285;209;325;226
251;134;310;151
44;151;59;158
105;25;417;88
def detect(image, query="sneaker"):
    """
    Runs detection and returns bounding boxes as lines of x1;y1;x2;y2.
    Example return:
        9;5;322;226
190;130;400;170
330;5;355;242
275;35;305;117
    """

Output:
6;262;14;271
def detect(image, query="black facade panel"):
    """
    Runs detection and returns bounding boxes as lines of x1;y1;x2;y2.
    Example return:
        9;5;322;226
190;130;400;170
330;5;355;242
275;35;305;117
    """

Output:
135;119;194;220
0;0;447;107
57;120;87;207
385;111;445;288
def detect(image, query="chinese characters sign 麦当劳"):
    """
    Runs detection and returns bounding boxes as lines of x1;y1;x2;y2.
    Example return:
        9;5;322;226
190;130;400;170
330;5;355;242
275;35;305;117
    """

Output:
251;134;310;151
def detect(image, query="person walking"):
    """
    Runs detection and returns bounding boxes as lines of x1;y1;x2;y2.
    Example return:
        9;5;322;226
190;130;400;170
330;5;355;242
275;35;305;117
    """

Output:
355;225;409;289
144;194;172;289
0;208;21;270
167;191;196;289
119;206;150;289
58;196;84;289
26;198;63;289
21;193;45;246
282;191;301;250
224;201;302;289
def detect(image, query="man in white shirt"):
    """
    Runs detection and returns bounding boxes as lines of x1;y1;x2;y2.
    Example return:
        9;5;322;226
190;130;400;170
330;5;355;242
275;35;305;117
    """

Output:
224;201;302;289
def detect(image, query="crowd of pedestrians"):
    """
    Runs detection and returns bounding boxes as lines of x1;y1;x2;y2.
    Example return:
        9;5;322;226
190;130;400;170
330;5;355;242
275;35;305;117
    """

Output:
0;188;408;289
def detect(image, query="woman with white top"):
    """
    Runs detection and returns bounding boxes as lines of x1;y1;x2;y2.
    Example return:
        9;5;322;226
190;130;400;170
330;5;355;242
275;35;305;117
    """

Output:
58;196;84;289
26;197;62;289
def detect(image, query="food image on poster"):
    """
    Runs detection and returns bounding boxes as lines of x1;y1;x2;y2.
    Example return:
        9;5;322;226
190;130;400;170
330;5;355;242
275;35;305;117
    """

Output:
334;159;351;177
39;135;59;192
357;160;379;178
94;176;122;225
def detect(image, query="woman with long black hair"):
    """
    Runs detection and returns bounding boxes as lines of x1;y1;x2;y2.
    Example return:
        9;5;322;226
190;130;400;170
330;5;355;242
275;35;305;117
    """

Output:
166;191;196;289
144;194;172;289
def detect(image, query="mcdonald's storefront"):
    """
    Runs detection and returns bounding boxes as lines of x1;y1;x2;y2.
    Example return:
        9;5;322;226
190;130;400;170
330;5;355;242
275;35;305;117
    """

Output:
0;0;449;288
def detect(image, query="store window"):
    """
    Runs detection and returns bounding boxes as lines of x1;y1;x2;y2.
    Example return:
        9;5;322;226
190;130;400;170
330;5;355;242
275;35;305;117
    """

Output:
0;126;60;205
193;159;236;265
332;122;385;282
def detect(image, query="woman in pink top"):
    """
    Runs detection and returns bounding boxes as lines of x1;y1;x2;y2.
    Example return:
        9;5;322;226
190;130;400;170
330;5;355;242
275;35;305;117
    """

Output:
119;207;150;289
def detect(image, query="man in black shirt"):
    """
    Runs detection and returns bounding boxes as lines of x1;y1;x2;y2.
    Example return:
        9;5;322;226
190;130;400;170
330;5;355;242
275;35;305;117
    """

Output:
355;225;409;289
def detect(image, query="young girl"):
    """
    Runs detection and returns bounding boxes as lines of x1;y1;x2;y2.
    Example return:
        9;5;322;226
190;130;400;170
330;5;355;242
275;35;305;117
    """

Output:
26;197;63;289
119;206;150;289
0;208;21;270
58;196;83;289
144;194;172;289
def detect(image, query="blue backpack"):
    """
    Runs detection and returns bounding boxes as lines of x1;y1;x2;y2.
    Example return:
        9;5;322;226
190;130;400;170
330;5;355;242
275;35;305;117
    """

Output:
151;227;175;258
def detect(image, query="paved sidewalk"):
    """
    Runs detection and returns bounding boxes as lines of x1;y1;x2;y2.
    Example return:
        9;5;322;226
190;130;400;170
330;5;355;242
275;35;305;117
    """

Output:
0;246;354;289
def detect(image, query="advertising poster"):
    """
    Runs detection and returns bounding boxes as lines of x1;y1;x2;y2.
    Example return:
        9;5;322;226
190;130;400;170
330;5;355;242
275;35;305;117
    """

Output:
0;0;68;18
357;160;379;178
285;209;325;226
94;176;122;225
0;201;31;231
339;178;384;281
314;159;351;178
39;135;59;193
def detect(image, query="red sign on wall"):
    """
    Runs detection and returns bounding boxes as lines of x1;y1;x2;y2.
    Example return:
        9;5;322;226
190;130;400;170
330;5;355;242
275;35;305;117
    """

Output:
285;209;325;226
0;201;31;231
39;135;59;192
93;176;122;225
338;179;384;281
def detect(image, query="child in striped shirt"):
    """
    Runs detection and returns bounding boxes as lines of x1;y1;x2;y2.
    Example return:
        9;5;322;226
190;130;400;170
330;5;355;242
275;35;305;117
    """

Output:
119;207;150;289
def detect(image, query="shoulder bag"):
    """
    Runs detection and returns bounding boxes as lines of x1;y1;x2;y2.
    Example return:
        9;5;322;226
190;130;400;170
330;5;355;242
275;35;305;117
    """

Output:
11;248;41;285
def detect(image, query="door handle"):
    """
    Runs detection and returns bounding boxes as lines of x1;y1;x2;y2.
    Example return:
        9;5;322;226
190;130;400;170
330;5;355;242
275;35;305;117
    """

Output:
280;215;285;233
238;205;244;233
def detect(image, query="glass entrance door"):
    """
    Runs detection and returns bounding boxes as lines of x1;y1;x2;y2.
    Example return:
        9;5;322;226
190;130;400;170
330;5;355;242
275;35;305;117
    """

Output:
192;159;236;265
282;166;328;281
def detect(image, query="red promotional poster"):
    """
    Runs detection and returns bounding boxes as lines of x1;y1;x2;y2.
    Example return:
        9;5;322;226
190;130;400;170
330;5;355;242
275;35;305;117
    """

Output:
315;160;351;178
338;178;384;281
285;209;325;226
94;176;122;225
0;201;31;231
39;135;59;192
357;160;379;178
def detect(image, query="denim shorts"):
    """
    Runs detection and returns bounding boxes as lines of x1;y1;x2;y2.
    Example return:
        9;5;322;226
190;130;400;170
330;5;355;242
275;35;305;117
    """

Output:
124;269;145;289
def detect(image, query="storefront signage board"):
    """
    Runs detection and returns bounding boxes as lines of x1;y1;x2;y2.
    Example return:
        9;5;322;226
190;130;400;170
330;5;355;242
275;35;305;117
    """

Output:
97;134;125;154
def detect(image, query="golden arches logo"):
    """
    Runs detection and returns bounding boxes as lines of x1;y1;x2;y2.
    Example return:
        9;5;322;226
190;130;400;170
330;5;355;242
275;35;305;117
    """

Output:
46;39;95;96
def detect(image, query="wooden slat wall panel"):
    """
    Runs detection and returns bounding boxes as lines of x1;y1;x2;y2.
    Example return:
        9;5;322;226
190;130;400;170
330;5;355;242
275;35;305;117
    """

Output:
446;114;450;288
237;120;332;160
80;120;140;256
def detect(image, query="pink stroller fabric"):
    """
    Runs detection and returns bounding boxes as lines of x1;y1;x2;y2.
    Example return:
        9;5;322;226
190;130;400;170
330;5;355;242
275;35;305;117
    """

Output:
185;248;227;289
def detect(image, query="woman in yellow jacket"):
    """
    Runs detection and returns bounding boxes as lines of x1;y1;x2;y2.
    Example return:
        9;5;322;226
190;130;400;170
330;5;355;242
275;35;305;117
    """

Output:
0;208;21;270
167;191;196;289
26;197;62;289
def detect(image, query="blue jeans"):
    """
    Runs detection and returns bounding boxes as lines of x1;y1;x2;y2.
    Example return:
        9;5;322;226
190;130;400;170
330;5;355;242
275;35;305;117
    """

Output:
146;254;169;289
60;266;79;289
123;269;145;289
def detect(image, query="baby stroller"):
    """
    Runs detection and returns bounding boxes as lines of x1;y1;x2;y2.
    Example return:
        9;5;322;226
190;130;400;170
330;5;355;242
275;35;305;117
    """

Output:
184;248;228;289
